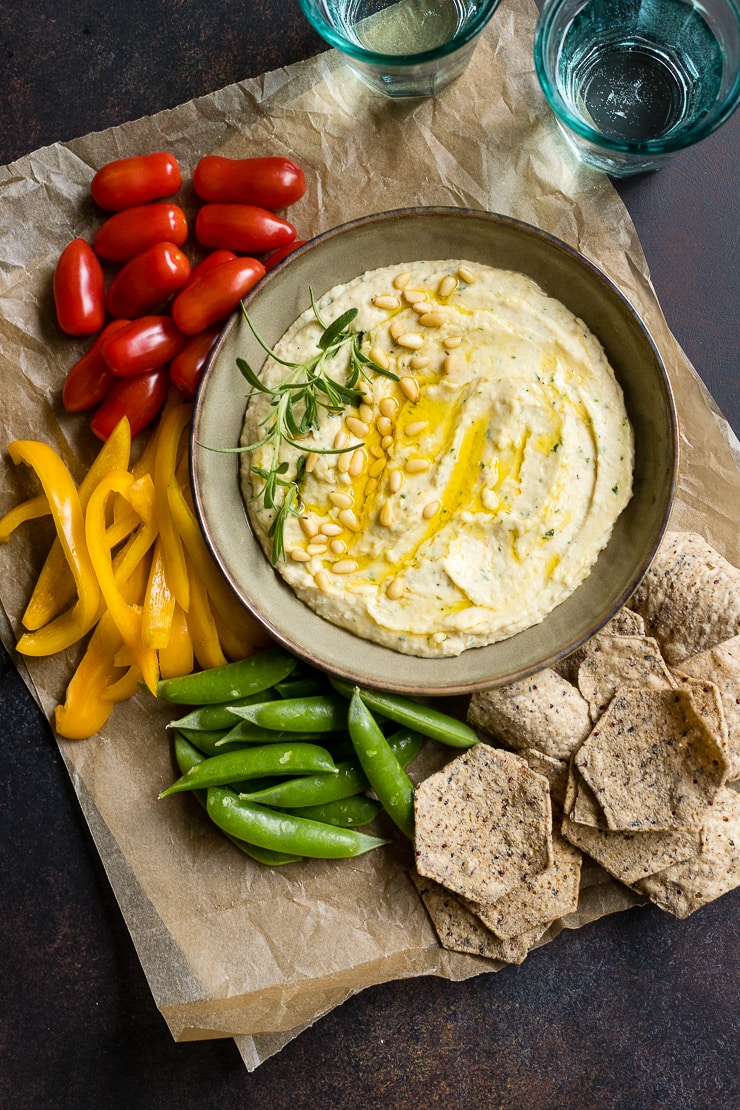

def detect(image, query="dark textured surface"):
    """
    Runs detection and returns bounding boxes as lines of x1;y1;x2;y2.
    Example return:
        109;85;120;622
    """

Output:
1;4;739;1108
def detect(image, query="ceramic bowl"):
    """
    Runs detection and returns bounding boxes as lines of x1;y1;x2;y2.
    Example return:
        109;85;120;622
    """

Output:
190;208;678;696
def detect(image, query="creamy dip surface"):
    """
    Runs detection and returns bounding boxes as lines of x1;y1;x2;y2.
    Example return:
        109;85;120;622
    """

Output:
240;260;634;657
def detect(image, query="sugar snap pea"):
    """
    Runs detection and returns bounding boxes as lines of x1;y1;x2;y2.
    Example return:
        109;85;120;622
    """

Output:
274;675;330;699
330;678;478;748
285;796;382;828
156;645;297;704
215;720;342;747
348;688;415;839
226;694;348;734
173;733;300;865
176;725;231;757
206;787;390;859
159;742;338;797
167;689;279;732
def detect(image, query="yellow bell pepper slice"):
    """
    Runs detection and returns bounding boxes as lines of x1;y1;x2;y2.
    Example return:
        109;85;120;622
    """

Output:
0;494;50;542
143;538;177;649
158;602;194;679
153;399;192;613
85;469;159;694
54;611;126;739
9;440;100;656
186;554;228;671
22;417;131;631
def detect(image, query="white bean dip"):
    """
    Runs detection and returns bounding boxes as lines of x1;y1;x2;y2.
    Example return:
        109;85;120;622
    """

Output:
241;260;633;658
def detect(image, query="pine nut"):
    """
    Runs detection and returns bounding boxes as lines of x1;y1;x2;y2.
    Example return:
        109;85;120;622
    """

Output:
320;521;343;536
329;491;353;510
393;271;411;290
364;477;378;496
376;415;393;436
345;415;369;438
306;542;328;556
445;335;462;348
438;274;458;299
389;469;404;493
305;452;319;473
379;396;399;418
332;559;358;575
300;515;319;538
289;548;311;562
338;508;359;531
337;448;351;473
412;300;435;315
330;538;346;555
349;447;366;477
334;429;348;450
410;355;430;370
444;351;462;375
314;570;331;592
403;288;427;304
369;345;390;370
406;458;430;474
405;420;428;436
368;457;386;478
381;435;393;450
422;500;441;519
400;376;420;402
390;319;407;340
359;403;373;424
457;265;477;283
386;576;405;600
419;311;444;328
379;501;394;527
397;332;424;349
370;444;385;459
373;293;400;310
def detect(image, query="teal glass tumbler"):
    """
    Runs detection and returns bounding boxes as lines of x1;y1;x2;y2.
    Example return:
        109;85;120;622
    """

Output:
297;0;502;98
534;0;740;176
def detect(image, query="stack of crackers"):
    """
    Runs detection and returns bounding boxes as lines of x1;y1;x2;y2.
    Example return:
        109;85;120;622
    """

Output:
412;533;740;964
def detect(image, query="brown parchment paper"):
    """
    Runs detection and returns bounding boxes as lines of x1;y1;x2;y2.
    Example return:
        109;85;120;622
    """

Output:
1;0;739;1072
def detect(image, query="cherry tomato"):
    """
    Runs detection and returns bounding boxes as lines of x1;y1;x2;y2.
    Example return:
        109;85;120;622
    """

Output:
193;156;306;209
101;315;185;377
104;241;191;319
169;325;221;399
180;249;236;293
93;203;188;262
264;240;308;272
195;204;296;254
171;256;265;335
90;152;182;211
90;366;170;441
53;238;105;336
62;319;131;412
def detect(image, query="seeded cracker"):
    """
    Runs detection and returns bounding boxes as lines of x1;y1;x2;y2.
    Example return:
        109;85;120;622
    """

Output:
574;687;727;833
464;828;581;940
630;532;740;665
519;748;570;814
413;745;552;905
576;632;675;721
410;873;546;964
561;764;702;884
467;669;592;760
675;634;740;781
554;606;646;684
634;787;740;917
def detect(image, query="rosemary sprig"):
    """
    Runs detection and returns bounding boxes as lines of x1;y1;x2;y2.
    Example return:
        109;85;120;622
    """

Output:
234;292;398;563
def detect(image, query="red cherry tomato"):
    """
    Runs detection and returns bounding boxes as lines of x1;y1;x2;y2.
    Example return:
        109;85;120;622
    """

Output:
90;366;170;441
104;241;191;319
264;240;308;272
171;256;265;335
93;203;188;262
193;156;306;209
62;319;131;412
195;204;296;254
90;152;182;211
169;325;221;399
53;238;105;336
180;249;237;293
101;315;185;377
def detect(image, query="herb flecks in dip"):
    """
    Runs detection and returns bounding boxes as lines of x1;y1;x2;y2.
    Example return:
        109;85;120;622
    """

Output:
241;261;634;658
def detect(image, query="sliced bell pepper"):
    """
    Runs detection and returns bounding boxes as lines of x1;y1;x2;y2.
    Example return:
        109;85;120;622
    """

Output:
0;494;50;542
158;602;194;679
153;399;192;612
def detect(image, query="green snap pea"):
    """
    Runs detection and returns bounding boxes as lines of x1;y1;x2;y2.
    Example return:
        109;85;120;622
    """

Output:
226;694;348;734
348;689;415;839
176;726;231;757
173;733;300;866
216;721;343;747
167;690;279;732
206;787;390;859
285;796;382;828
330;678;478;749
274;675;330;699
157;645;297;705
160;742;338;797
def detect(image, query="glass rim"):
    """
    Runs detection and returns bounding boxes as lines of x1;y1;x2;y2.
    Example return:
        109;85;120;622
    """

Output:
296;0;501;66
533;0;740;155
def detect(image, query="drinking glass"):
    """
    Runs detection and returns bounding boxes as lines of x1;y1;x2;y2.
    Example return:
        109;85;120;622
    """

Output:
297;0;502;98
534;0;740;175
